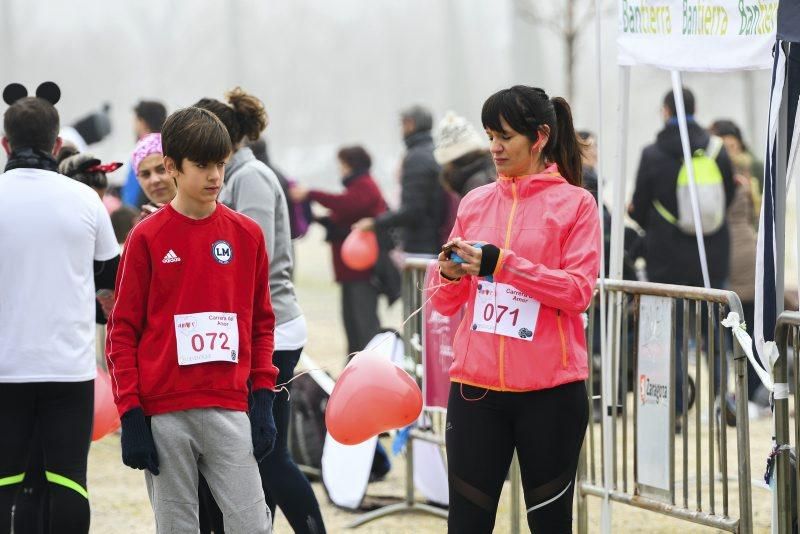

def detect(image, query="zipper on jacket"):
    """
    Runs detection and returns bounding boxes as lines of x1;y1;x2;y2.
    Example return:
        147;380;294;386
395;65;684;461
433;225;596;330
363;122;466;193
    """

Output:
498;179;519;389
557;310;568;368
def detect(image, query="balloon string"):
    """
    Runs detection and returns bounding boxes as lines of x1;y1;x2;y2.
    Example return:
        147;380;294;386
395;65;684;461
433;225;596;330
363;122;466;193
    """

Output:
348;282;449;359
272;368;326;400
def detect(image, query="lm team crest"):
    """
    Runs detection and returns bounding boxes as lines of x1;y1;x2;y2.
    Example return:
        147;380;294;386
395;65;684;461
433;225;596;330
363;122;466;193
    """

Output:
212;240;233;264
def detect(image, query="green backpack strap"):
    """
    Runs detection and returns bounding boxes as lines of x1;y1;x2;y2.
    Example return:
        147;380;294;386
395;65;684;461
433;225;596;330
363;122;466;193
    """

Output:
652;135;724;226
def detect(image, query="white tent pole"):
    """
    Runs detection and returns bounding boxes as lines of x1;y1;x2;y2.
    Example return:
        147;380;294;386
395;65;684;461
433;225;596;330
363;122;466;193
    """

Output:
670;70;711;289
594;0;612;528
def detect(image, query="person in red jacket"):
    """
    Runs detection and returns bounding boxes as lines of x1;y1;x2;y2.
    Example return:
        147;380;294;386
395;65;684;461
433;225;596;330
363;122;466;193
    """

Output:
290;146;387;360
433;86;600;533
106;107;278;534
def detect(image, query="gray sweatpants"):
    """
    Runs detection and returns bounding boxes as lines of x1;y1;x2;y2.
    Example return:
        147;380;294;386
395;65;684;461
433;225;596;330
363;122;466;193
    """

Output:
144;408;270;533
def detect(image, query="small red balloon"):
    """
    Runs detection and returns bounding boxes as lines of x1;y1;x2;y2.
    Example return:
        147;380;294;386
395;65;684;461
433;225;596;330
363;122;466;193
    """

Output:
93;367;121;441
341;230;379;271
326;350;422;445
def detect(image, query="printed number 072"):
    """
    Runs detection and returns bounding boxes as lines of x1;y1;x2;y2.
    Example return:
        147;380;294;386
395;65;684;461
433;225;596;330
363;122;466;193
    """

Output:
191;332;231;352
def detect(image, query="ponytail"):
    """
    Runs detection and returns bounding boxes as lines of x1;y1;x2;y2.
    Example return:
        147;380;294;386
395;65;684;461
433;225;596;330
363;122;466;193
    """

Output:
195;87;268;146
482;86;584;186
545;97;583;187
225;87;268;143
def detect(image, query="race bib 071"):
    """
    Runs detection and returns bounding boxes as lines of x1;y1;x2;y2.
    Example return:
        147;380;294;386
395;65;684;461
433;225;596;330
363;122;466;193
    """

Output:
471;282;540;341
174;312;239;366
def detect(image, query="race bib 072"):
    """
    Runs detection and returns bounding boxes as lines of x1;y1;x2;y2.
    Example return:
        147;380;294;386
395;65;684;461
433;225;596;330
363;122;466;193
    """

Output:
174;312;239;366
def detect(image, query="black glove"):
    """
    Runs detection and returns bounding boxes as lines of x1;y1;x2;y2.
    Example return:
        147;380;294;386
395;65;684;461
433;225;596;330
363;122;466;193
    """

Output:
249;389;277;462
120;407;160;475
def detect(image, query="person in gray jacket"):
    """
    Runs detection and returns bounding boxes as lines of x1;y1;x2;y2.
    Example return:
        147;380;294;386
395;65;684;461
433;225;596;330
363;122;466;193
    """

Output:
354;105;443;255
195;89;325;534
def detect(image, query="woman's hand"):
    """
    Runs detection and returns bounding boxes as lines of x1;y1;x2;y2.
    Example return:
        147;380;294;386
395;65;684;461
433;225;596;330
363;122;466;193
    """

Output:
452;240;483;276
438;237;468;280
352;217;375;232
289;185;309;203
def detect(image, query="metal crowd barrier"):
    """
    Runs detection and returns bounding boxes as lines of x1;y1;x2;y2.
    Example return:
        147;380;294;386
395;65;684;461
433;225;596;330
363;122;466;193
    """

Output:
773;310;800;533
577;280;753;533
348;256;449;528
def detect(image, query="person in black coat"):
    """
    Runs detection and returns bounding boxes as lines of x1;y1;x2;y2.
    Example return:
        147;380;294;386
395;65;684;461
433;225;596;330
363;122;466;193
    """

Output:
354;105;443;255
629;88;736;418
629;87;736;288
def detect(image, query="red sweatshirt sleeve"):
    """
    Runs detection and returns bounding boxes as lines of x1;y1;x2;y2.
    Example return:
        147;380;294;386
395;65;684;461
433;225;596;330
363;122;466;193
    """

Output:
308;182;377;222
106;227;151;416
249;237;278;390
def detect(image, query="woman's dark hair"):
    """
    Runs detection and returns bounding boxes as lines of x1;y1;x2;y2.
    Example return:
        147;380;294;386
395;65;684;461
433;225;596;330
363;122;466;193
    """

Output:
134;100;167;133
161;107;232;170
481;85;583;185
710;119;746;151
337;146;371;175
195;87;268;147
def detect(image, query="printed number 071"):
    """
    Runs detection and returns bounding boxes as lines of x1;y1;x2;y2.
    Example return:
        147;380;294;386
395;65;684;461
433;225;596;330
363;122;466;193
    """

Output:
483;304;519;326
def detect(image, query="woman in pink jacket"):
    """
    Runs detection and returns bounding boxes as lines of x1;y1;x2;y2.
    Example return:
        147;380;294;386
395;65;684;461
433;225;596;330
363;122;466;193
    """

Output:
433;85;600;533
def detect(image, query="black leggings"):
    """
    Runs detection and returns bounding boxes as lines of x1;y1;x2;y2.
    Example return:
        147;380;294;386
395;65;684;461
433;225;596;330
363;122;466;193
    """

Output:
200;348;326;534
0;381;94;534
446;381;588;534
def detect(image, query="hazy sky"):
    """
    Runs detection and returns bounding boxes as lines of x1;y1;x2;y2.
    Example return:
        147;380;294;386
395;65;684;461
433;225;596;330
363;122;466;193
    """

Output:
0;0;772;205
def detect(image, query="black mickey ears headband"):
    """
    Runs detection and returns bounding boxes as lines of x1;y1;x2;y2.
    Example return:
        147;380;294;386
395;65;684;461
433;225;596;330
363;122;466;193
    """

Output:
2;82;61;106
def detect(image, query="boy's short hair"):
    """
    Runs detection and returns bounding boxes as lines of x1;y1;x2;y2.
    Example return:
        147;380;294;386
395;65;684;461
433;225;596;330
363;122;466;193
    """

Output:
3;97;60;152
161;107;232;170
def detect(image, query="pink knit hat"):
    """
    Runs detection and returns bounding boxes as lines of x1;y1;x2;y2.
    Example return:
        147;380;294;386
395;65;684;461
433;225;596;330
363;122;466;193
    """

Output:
132;133;163;172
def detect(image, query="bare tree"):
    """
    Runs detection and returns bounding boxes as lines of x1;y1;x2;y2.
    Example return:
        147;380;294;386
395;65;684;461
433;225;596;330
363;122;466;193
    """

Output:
515;0;614;102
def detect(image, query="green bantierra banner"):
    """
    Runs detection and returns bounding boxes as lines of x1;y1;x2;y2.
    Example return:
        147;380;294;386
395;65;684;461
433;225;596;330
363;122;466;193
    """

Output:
618;0;777;71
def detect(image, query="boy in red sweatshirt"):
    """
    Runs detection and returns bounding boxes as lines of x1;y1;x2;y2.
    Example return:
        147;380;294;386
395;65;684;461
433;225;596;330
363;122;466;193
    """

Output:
106;107;278;533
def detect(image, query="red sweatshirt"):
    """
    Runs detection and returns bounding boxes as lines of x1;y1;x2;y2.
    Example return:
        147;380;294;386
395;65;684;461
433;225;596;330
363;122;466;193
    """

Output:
106;203;278;417
308;173;387;282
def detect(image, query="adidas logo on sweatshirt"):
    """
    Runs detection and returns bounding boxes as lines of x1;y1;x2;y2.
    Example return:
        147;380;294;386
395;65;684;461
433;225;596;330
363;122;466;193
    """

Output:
162;250;181;264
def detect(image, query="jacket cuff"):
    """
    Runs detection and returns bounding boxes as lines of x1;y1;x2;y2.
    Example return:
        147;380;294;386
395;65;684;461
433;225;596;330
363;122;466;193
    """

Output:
438;268;461;283
479;244;501;277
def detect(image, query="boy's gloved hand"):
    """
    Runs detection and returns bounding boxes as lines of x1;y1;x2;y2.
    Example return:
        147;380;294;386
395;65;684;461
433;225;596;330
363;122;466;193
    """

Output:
120;407;160;475
250;389;277;462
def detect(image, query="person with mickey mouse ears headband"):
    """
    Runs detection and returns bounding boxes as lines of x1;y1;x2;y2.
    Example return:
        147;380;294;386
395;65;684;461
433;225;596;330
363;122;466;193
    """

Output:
0;82;120;533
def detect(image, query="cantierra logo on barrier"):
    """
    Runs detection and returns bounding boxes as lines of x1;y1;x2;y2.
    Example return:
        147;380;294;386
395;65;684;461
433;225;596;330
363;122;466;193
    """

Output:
636;295;673;500
639;374;670;405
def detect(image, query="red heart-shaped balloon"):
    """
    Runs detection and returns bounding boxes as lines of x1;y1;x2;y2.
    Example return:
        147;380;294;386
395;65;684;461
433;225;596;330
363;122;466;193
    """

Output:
341;230;379;271
93;367;121;441
326;350;422;445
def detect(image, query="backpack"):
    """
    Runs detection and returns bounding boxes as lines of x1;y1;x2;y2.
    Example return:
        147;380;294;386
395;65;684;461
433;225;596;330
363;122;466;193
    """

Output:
289;372;329;477
653;135;725;235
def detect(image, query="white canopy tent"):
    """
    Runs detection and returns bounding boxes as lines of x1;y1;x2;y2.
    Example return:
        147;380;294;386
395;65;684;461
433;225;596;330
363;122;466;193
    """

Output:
595;2;777;531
